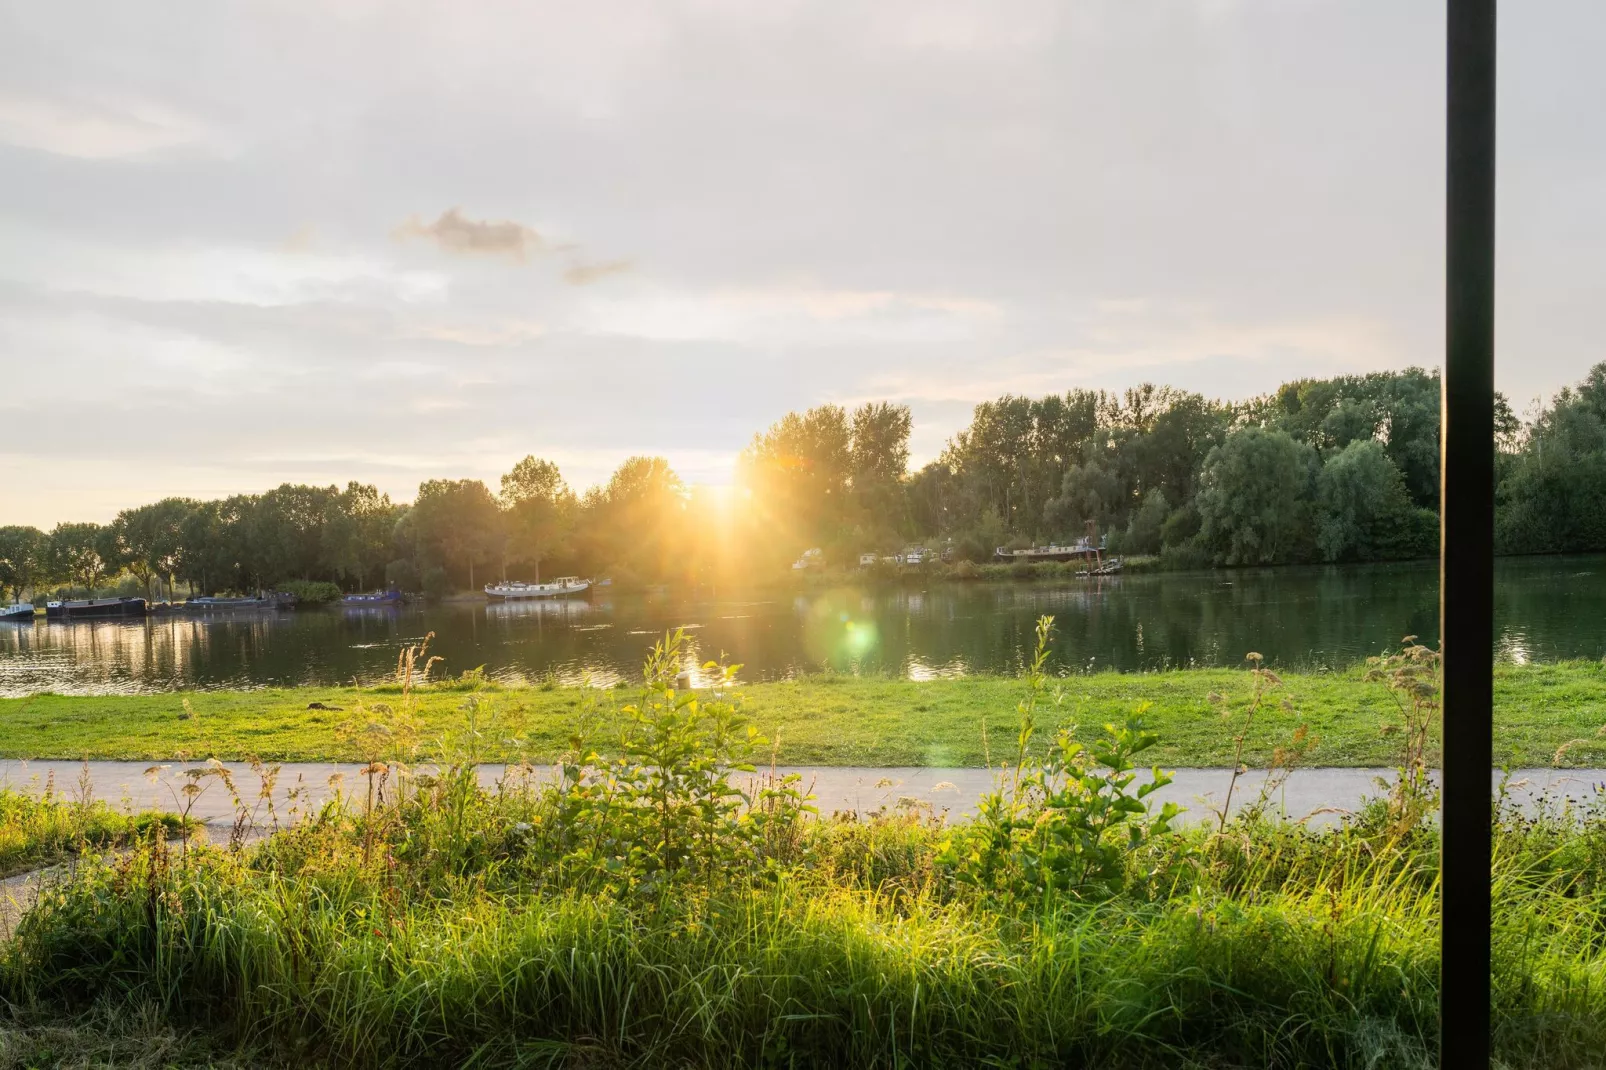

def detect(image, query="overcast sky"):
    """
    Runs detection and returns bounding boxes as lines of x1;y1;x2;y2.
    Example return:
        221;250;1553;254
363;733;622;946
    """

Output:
2;0;1603;526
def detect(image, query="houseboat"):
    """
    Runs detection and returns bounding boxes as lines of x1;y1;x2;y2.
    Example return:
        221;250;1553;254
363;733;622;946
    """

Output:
185;593;296;612
46;597;148;620
341;589;403;607
484;577;590;600
1;603;35;621
993;537;1106;563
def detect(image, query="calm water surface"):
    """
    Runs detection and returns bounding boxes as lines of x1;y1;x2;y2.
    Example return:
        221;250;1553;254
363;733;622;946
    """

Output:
1;556;1602;696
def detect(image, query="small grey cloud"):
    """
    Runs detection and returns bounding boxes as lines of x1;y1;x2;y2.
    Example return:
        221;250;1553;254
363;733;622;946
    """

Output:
395;208;543;262
564;258;633;286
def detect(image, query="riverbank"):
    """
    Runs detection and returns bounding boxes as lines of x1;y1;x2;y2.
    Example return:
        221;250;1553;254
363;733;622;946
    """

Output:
3;661;1604;766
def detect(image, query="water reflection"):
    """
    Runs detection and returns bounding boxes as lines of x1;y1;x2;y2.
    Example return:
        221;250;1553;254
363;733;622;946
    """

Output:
485;600;593;620
2;555;1605;695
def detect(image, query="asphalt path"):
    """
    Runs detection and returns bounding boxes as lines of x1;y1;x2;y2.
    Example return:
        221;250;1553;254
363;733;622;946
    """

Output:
2;759;1602;829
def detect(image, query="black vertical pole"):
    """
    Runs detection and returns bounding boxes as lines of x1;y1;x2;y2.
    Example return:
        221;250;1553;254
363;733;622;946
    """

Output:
1443;0;1495;1066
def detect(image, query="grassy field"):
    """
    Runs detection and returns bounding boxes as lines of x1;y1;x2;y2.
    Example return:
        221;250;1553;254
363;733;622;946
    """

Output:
2;660;1605;767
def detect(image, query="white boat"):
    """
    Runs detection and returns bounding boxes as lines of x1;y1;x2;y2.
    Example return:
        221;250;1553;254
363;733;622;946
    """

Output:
790;548;824;571
1;603;35;621
484;577;590;600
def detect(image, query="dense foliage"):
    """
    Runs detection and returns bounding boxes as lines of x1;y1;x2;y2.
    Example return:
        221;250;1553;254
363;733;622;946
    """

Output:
3;364;1603;599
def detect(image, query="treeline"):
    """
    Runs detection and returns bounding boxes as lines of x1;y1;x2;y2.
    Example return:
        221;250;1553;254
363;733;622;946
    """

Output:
906;370;1453;568
1;364;1602;601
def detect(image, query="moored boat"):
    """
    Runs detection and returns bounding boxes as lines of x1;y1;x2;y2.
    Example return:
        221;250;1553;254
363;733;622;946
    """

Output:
47;597;148;619
994;538;1105;563
1;603;35;621
484;577;590;600
185;593;297;612
341;589;403;607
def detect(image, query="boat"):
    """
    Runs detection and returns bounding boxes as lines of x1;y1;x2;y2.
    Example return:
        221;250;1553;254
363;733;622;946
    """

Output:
341;589;403;607
1;603;35;621
484;577;590;600
46;597;148;619
994;537;1106;564
790;548;824;571
185;593;296;612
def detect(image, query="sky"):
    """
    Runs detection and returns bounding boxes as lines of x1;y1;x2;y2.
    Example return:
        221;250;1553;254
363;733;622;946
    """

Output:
2;0;1603;527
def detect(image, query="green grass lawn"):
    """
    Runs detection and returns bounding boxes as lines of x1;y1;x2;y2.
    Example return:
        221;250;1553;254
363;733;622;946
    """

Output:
3;660;1605;767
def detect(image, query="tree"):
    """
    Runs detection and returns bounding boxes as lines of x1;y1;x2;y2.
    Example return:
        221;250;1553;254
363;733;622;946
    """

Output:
499;457;575;583
411;479;503;591
1042;454;1122;539
111;499;193;600
1122;392;1230;506
1268;368;1440;508
0;526;46;602
848;402;912;534
907;461;958;538
1195;428;1319;565
249;484;339;586
176;496;255;595
1496;363;1606;554
583;456;685;582
47;522;116;593
1315;440;1430;562
321;483;397;591
739;406;853;553
1122;488;1170;556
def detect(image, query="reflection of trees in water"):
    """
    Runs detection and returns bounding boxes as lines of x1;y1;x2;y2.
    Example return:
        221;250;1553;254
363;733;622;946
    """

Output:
1494;555;1606;662
4;557;1605;692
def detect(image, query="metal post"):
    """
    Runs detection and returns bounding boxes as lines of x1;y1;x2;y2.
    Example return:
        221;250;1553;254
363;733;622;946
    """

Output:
1442;0;1495;1065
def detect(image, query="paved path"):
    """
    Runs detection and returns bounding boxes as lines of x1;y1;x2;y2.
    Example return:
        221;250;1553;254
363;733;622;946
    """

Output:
3;759;1602;828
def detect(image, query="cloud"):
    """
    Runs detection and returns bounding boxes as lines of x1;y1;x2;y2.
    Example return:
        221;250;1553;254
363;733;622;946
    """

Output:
564;258;633;285
710;285;1002;322
846;306;1405;409
394;208;544;262
0;91;208;159
282;224;319;252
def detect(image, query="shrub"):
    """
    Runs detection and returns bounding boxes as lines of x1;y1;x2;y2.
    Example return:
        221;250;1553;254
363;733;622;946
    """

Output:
279;579;342;605
940;616;1184;900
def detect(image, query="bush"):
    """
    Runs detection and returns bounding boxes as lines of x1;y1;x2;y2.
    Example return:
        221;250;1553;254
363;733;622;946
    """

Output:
279;580;342;605
1160;538;1212;571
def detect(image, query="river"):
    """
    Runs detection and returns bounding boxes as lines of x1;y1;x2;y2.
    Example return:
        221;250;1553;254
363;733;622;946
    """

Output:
2;555;1603;696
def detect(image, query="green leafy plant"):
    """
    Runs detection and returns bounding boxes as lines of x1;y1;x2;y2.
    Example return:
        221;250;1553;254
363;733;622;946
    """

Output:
942;615;1184;900
543;629;812;895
